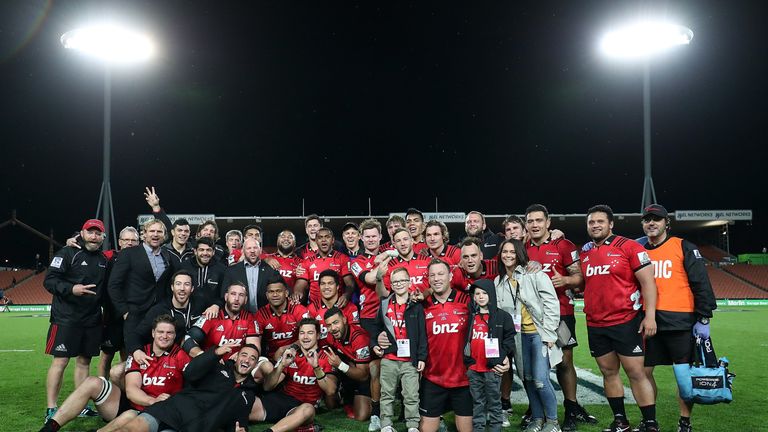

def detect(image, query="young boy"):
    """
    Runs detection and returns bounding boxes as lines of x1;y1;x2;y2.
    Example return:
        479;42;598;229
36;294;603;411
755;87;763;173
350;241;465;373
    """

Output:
371;267;427;432
464;279;517;432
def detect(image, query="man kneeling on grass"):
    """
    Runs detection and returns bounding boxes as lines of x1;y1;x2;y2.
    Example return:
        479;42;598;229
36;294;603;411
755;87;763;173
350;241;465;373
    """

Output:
40;315;191;432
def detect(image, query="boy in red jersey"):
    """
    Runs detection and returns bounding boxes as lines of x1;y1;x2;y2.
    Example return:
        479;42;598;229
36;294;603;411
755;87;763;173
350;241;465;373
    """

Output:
40;315;190;432
259;318;337;432
581;205;659;432
256;279;309;360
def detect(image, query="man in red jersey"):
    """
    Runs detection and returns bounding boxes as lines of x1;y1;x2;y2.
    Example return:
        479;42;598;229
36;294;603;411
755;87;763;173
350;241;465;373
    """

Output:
40;315;191;432
267;230;301;289
307;270;360;342
525;204;595;431
296;214;323;258
293;227;355;306
259;318;337;432
457;237;499;291
363;228;433;296
349;218;386;431
405;208;429;254
380;215;406;251
420;220;462;266
581;205;659;432
324;306;373;420
183;283;261;357
256;279;309;360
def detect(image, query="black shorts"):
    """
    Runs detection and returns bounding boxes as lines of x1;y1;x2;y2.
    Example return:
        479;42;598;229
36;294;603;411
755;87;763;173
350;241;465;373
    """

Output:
101;320;125;354
46;324;101;358
338;371;371;404
419;378;472;417
359;318;378;344
587;313;644;358
644;330;694;367
260;391;303;423
116;390;137;417
561;315;578;349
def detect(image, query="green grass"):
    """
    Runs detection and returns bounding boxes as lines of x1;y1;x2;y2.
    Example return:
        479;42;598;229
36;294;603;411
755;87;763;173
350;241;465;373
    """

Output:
1;308;765;431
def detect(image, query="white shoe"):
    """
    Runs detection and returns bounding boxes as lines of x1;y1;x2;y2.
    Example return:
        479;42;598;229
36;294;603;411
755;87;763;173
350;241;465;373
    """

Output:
502;415;511;428
381;426;397;432
408;428;419;432
369;415;381;431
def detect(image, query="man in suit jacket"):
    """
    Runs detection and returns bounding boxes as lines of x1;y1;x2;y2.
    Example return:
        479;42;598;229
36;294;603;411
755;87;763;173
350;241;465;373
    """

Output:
220;237;281;313
108;219;175;341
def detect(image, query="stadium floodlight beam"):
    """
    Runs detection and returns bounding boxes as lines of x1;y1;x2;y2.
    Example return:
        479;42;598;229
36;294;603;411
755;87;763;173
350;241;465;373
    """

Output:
599;21;693;211
61;24;155;249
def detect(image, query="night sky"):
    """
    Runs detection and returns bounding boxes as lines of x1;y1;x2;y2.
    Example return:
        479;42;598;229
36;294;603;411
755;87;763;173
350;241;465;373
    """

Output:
1;1;766;266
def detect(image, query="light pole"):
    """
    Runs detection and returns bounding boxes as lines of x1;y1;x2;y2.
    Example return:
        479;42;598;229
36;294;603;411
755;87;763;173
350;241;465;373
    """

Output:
61;25;154;249
599;21;693;211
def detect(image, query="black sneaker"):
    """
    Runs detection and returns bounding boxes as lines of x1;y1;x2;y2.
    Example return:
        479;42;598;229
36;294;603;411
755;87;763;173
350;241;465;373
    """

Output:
520;413;532;430
635;420;659;432
573;405;598;424
79;405;99;417
602;418;631;432
677;419;692;432
502;398;512;412
562;414;578;432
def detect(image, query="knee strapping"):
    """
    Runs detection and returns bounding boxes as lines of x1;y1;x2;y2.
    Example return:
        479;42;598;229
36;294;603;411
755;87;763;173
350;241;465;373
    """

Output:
94;377;112;406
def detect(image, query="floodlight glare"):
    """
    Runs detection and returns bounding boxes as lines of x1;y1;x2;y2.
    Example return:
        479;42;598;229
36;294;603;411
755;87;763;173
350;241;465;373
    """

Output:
600;21;693;59
61;25;154;63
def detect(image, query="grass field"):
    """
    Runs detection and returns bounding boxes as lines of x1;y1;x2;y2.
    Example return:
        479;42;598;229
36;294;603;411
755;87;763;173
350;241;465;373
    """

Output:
1;307;765;431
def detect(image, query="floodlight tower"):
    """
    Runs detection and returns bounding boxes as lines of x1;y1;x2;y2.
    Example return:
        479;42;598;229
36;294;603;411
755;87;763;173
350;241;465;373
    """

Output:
599;21;693;211
61;25;155;249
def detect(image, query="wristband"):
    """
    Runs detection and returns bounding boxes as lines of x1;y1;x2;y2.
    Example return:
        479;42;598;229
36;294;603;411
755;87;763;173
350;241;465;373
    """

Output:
316;373;327;380
338;361;350;373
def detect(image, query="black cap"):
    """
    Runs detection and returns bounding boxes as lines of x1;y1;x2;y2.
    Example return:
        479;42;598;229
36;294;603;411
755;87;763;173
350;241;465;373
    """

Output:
470;279;495;293
642;204;668;218
405;208;424;219
341;222;359;233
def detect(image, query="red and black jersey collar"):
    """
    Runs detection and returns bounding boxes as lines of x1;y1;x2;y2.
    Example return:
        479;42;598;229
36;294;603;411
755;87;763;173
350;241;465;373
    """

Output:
430;288;458;305
270;302;289;316
597;235;617;247
314;249;338;259
221;309;244;320
146;343;172;357
528;234;552;248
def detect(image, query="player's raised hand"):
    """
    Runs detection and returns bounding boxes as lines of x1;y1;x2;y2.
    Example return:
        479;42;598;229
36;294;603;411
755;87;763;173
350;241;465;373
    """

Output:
323;346;341;368
306;349;319;368
72;284;97;296
144;186;161;211
215;344;237;357
132;349;153;367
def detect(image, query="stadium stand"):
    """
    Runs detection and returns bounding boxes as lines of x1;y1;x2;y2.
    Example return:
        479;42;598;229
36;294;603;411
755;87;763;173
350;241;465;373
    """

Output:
0;269;34;289
722;264;768;291
706;266;768;299
2;272;52;304
698;245;734;263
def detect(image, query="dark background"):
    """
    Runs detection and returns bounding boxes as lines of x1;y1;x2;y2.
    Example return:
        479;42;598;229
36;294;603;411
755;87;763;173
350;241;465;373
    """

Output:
1;1;765;267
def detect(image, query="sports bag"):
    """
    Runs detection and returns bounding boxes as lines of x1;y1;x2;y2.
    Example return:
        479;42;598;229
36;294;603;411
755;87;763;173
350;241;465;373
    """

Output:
673;336;735;404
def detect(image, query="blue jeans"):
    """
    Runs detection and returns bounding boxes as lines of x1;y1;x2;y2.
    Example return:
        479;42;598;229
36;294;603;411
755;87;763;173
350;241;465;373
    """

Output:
521;332;558;420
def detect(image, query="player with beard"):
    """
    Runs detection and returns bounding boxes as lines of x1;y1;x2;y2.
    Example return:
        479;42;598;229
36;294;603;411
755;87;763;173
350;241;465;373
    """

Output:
259;319;337;432
420;220;462;266
405;208;429;254
457;211;505;258
183;283;261;357
581;205;659;432
307;270;360;343
267;230;302;289
380;215;406;251
525;204;595;431
180;237;226;311
638;204;716;432
40;315;191;432
293;228;355;306
256;279;309;360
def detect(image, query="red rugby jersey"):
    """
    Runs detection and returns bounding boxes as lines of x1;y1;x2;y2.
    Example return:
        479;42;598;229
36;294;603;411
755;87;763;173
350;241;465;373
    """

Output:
456;259;499;292
193;310;260;352
382;298;410;362
307;299;360;342
267;253;301;289
256;302;309;358
580;235;652;327
382;254;432;294
412;240;429;254
325;323;371;364
468;314;493;373
423;289;470;388
281;349;334;404
296;251;352;303
125;344;191;410
349;252;380;320
419;244;462;266
526;237;580;316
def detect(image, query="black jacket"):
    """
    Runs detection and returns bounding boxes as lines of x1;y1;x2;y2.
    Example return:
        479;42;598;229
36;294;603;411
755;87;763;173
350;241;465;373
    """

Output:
107;243;175;317
44;242;107;326
180;259;226;307
125;296;207;353
220;260;282;313
456;230;505;258
143;348;258;432
463;284;516;368
372;294;428;367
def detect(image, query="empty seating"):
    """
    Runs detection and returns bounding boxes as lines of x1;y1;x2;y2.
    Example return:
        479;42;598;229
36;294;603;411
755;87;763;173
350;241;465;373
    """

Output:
706;267;768;299
723;264;768;291
0;269;34;289
698;245;734;263
3;273;52;304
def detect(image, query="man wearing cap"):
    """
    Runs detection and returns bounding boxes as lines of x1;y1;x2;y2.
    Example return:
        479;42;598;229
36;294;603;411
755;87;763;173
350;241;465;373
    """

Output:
638;204;716;432
43;219;109;422
339;222;364;257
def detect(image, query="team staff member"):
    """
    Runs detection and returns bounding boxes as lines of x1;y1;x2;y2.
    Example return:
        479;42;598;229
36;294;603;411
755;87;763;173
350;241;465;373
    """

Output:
40;315;191;432
180;236;226;309
525;204;596;430
44;219;109;422
638;204;716;432
581;205;659;432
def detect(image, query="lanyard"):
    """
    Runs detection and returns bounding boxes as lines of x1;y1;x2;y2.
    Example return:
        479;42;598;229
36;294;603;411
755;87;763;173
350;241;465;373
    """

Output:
391;299;406;340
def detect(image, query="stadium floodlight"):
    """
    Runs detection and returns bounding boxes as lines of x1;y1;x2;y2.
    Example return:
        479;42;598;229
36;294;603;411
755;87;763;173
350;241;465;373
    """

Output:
600;21;693;59
61;25;155;64
61;23;155;249
599;20;693;211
